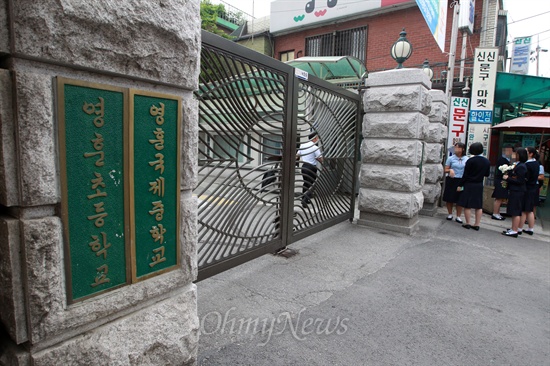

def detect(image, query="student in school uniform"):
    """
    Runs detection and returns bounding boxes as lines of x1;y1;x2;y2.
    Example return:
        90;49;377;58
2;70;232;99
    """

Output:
456;142;491;231
443;142;468;223
517;147;541;235
491;144;514;220
501;148;528;237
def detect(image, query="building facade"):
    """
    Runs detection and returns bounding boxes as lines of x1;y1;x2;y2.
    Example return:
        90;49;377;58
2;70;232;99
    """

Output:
274;0;504;92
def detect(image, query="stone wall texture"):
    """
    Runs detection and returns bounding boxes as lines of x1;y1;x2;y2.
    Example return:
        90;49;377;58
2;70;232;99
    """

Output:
0;1;201;364
9;0;200;90
359;189;424;219
14;72;59;206
0;70;19;207
0;216;27;344
358;69;432;234
0;0;7;54
420;89;448;215
31;285;199;366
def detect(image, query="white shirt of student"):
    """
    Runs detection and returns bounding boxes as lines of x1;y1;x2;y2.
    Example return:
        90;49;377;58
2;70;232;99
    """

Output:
298;140;322;166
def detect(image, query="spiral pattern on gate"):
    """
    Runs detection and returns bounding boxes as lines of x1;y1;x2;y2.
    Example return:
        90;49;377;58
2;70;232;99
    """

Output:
292;82;358;233
195;44;288;269
195;34;360;278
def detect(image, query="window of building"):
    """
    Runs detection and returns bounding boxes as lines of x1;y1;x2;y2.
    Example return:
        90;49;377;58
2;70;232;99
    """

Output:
280;50;295;62
262;134;282;164
305;26;367;63
210;134;248;164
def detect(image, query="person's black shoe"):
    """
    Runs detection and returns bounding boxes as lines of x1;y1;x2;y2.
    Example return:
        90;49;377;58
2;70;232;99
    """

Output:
491;215;505;220
523;230;534;235
462;224;471;229
472;226;480;231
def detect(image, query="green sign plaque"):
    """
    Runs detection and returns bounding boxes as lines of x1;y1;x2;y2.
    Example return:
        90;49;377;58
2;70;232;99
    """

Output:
58;78;181;302
58;78;129;302
130;91;181;281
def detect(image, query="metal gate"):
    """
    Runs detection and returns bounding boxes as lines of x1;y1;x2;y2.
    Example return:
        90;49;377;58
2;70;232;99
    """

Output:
195;31;361;280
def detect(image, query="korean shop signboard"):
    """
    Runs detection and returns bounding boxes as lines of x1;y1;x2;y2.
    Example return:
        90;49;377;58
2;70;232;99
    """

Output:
447;97;469;154
57;78;181;303
510;37;531;75
466;123;491;158
469;48;499;124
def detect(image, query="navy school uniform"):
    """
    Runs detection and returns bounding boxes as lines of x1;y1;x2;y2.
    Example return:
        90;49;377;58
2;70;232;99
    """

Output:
505;163;527;217
492;155;510;199
457;155;491;209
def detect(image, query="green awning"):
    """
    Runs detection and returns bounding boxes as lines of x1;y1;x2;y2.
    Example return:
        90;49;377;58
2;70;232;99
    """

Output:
495;72;550;105
286;56;367;82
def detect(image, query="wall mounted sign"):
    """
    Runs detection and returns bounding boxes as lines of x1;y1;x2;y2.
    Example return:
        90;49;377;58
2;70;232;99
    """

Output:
416;0;448;52
270;0;410;34
466;123;490;157
469;48;499;124
458;0;475;35
57;78;181;303
510;37;531;75
447;97;469;155
130;91;181;281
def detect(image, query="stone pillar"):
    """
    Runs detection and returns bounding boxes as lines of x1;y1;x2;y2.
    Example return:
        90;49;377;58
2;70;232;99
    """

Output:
0;1;200;365
420;90;448;216
357;69;432;235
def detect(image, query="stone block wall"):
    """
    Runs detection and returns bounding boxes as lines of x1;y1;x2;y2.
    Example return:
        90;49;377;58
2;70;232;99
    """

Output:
420;90;448;216
357;68;432;234
0;1;200;364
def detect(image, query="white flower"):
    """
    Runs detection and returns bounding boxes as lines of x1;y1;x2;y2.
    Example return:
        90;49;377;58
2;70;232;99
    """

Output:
498;164;514;174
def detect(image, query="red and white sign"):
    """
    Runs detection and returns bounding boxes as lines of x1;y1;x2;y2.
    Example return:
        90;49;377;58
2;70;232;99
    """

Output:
447;97;469;154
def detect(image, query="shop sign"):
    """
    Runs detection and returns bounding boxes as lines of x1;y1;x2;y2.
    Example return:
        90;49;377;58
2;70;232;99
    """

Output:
469;48;499;124
510;37;531;75
447;97;469;153
466;123;491;157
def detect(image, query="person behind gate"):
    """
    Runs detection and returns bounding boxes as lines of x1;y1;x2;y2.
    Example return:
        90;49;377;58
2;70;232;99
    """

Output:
297;132;323;208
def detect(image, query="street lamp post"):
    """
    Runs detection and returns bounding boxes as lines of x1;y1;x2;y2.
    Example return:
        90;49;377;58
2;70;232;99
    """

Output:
390;29;413;69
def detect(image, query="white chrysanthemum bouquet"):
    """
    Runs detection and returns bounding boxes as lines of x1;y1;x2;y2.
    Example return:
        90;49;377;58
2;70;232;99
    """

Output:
498;164;515;188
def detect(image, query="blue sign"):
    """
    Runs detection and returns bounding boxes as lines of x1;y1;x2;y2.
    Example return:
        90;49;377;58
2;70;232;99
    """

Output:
469;110;493;123
416;0;447;52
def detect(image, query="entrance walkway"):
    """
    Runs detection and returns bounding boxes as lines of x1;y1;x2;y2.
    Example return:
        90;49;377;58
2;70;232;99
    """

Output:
197;208;550;365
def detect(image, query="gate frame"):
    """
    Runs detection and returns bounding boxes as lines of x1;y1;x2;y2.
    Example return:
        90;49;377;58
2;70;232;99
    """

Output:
196;31;362;281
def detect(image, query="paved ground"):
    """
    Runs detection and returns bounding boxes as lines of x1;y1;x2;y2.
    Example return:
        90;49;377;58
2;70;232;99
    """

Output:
196;208;550;366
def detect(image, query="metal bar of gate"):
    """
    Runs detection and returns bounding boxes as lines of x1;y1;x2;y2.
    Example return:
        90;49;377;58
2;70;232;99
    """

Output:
196;31;293;281
195;30;361;281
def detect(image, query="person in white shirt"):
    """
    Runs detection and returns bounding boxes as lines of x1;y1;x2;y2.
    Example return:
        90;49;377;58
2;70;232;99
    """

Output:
297;133;323;208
